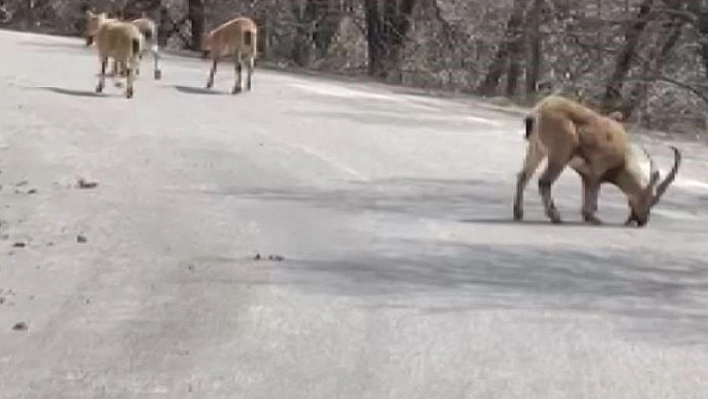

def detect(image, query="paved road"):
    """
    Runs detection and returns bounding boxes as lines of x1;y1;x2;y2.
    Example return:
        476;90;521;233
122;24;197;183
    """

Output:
1;30;708;399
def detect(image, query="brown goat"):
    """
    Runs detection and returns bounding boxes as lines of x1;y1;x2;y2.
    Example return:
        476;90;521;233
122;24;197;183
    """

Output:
129;14;162;80
201;16;258;94
87;11;144;98
85;11;162;80
513;95;681;227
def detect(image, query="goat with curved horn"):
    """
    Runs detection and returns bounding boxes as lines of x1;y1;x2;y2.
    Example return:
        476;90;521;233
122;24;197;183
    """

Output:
513;95;682;227
623;145;682;226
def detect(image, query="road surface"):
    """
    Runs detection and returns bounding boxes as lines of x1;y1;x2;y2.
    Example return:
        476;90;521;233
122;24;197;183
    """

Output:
1;30;708;399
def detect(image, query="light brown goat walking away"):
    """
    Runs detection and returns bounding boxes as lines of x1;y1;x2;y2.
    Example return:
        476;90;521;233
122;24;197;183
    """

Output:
86;11;144;98
201;16;258;94
85;11;162;80
127;14;162;80
513;95;681;227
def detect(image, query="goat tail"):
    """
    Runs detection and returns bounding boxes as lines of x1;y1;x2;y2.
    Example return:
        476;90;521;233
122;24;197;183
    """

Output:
243;30;254;48
523;115;534;140
131;37;141;57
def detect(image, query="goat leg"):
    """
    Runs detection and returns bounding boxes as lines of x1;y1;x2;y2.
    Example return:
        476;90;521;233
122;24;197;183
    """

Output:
581;176;603;225
538;161;567;224
96;58;107;93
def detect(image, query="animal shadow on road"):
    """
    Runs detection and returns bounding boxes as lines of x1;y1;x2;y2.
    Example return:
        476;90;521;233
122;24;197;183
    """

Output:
173;85;226;95
460;217;629;228
35;86;106;98
216;176;632;226
20;40;85;52
194;176;708;345
301;242;708;347
240;238;708;348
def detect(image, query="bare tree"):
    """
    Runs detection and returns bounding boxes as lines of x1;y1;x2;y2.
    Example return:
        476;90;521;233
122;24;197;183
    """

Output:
365;0;416;78
525;0;543;100
477;0;527;96
5;0;708;134
601;0;655;111
188;0;204;50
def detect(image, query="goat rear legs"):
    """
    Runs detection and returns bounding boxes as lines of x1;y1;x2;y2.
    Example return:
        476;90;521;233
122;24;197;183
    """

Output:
206;57;219;89
96;58;108;93
538;158;571;224
246;57;254;91
513;139;545;221
232;54;243;94
152;44;162;80
126;67;134;99
580;176;603;225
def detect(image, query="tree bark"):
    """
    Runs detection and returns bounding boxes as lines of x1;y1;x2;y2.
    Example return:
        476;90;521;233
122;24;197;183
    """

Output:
312;0;343;60
525;0;543;99
365;0;416;78
187;0;205;51
684;1;708;79
600;0;655;111
477;0;527;96
384;0;415;80
622;13;686;118
290;0;343;65
123;0;160;20
365;0;385;76
290;0;318;66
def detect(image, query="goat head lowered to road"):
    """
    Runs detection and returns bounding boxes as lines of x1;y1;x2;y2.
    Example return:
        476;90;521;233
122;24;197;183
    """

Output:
512;95;682;227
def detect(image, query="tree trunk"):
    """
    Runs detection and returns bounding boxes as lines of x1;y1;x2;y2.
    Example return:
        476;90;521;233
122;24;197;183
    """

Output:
157;6;170;47
313;0;344;60
477;0;527;96
505;19;524;97
686;3;708;79
365;0;385;77
384;0;415;80
123;0;160;20
291;0;318;66
187;0;205;51
622;14;685;118
364;0;416;78
525;0;543;100
600;0;655;111
290;0;346;64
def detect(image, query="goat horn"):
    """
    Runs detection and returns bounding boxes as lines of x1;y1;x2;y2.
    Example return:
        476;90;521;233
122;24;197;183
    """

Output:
650;145;682;207
640;145;659;184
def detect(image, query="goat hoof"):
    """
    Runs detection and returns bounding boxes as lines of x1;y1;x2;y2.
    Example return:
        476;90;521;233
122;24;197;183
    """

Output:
512;206;523;221
126;88;134;99
583;215;603;225
95;85;103;93
232;87;242;94
547;209;562;224
154;70;162;80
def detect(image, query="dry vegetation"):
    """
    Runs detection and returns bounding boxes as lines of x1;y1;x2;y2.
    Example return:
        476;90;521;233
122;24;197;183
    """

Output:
1;0;707;135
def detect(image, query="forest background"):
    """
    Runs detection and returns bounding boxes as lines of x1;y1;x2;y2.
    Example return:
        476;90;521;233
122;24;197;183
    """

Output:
1;0;707;137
